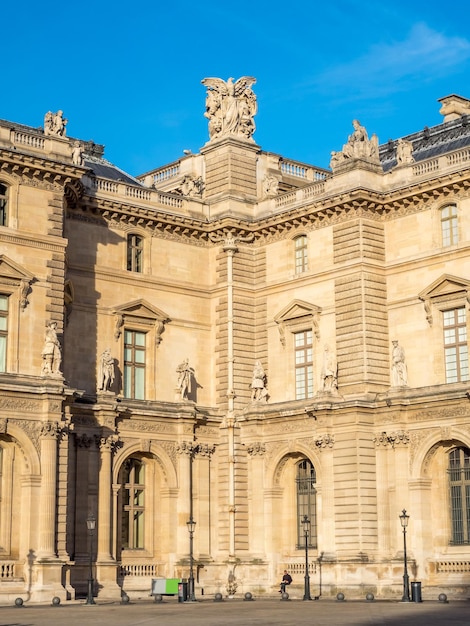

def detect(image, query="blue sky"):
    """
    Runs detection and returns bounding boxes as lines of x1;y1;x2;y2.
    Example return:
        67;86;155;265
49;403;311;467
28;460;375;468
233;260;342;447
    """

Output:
3;1;470;176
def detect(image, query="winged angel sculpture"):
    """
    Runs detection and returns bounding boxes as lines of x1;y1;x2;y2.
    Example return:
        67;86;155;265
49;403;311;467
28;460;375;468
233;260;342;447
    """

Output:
201;76;257;141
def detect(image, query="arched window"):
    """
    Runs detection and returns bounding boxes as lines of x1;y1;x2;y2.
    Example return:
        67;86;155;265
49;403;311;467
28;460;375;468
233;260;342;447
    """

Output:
0;183;7;227
294;235;308;274
120;458;145;549
296;459;317;548
127;234;143;272
448;447;470;544
440;205;458;247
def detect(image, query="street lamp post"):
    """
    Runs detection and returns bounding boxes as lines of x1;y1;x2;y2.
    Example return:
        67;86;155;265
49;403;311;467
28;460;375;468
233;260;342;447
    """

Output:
85;512;96;605
186;518;196;601
399;509;411;602
302;514;312;601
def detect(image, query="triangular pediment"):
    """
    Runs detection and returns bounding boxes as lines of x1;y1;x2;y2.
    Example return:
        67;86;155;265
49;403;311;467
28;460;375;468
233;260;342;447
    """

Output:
274;299;321;324
0;255;34;282
114;299;170;322
419;274;470;301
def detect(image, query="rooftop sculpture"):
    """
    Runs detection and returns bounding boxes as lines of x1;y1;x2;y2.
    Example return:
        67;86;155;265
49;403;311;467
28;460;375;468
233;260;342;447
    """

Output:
201;76;257;142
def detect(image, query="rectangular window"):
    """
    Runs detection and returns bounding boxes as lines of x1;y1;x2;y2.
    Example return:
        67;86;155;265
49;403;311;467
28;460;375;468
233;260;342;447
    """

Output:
124;330;146;399
0;184;7;227
295;235;308;274
0;295;8;372
295;330;313;399
444;308;469;383
127;234;143;272
441;205;458;247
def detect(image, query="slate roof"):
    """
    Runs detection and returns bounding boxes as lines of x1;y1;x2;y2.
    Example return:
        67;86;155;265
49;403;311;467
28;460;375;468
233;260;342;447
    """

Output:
379;115;470;172
83;154;143;186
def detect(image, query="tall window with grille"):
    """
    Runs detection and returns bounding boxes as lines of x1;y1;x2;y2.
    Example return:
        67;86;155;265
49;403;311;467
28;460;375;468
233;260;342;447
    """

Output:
294;235;308;274
295;330;313;399
124;330;146;399
443;308;469;383
448;447;470;545
296;459;317;548
120;458;145;549
127;234;143;272
0;184;7;227
440;205;458;247
0;295;7;372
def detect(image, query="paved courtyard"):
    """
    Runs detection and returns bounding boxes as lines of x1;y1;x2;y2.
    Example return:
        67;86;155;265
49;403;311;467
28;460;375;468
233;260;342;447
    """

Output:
0;597;469;626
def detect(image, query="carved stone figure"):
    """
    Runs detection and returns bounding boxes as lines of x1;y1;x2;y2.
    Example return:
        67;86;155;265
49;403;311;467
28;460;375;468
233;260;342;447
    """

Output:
44;110;67;137
176;175;204;197
321;345;337;392
201;76;257;141
71;141;84;166
41;321;62;375
251;360;267;402
330;120;380;170
263;175;279;198
396;139;414;165
391;340;408;387
176;358;191;400
98;348;115;392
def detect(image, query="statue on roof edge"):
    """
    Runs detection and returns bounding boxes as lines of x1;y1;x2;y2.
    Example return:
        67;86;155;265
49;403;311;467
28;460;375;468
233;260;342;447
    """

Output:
201;76;257;142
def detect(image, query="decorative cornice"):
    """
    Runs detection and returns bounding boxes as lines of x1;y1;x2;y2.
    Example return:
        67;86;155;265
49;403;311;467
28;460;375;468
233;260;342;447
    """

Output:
64;167;470;247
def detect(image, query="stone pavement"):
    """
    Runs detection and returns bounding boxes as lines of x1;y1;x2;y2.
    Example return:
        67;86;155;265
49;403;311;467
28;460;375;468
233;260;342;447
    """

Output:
0;597;469;626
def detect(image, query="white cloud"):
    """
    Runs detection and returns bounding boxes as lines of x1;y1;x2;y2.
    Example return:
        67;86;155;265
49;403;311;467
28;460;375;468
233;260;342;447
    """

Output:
308;23;470;100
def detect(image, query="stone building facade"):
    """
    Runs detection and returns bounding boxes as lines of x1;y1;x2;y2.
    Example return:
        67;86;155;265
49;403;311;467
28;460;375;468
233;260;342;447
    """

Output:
0;83;470;602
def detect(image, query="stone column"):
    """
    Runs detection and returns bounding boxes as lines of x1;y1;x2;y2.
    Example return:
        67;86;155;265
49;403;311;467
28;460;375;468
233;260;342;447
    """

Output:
247;442;266;557
195;443;215;557
316;435;336;558
37;421;60;560
97;435;118;562
176;441;195;557
96;435;121;598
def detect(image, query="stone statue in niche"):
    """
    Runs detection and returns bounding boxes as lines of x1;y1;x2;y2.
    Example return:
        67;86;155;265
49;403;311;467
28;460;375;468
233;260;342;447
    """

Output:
41;321;62;375
176;358;192;400
44;110;67;137
98;348;115;392
396;139;414;166
321;345;338;393
330;119;380;170
251;360;268;402
201;76;257;141
391;340;408;387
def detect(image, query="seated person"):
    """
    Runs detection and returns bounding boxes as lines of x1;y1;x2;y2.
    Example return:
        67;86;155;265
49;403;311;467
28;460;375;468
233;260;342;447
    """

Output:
280;570;292;593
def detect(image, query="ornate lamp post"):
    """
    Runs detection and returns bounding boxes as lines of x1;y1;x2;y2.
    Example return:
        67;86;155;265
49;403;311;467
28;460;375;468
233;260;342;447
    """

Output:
85;512;96;605
186;518;196;601
302;514;312;601
399;509;411;602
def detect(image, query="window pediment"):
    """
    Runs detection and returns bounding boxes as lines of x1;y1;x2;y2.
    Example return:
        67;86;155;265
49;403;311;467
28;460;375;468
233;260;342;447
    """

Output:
0;255;34;284
419;274;470;325
113;299;170;344
0;255;34;310
274;299;321;346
